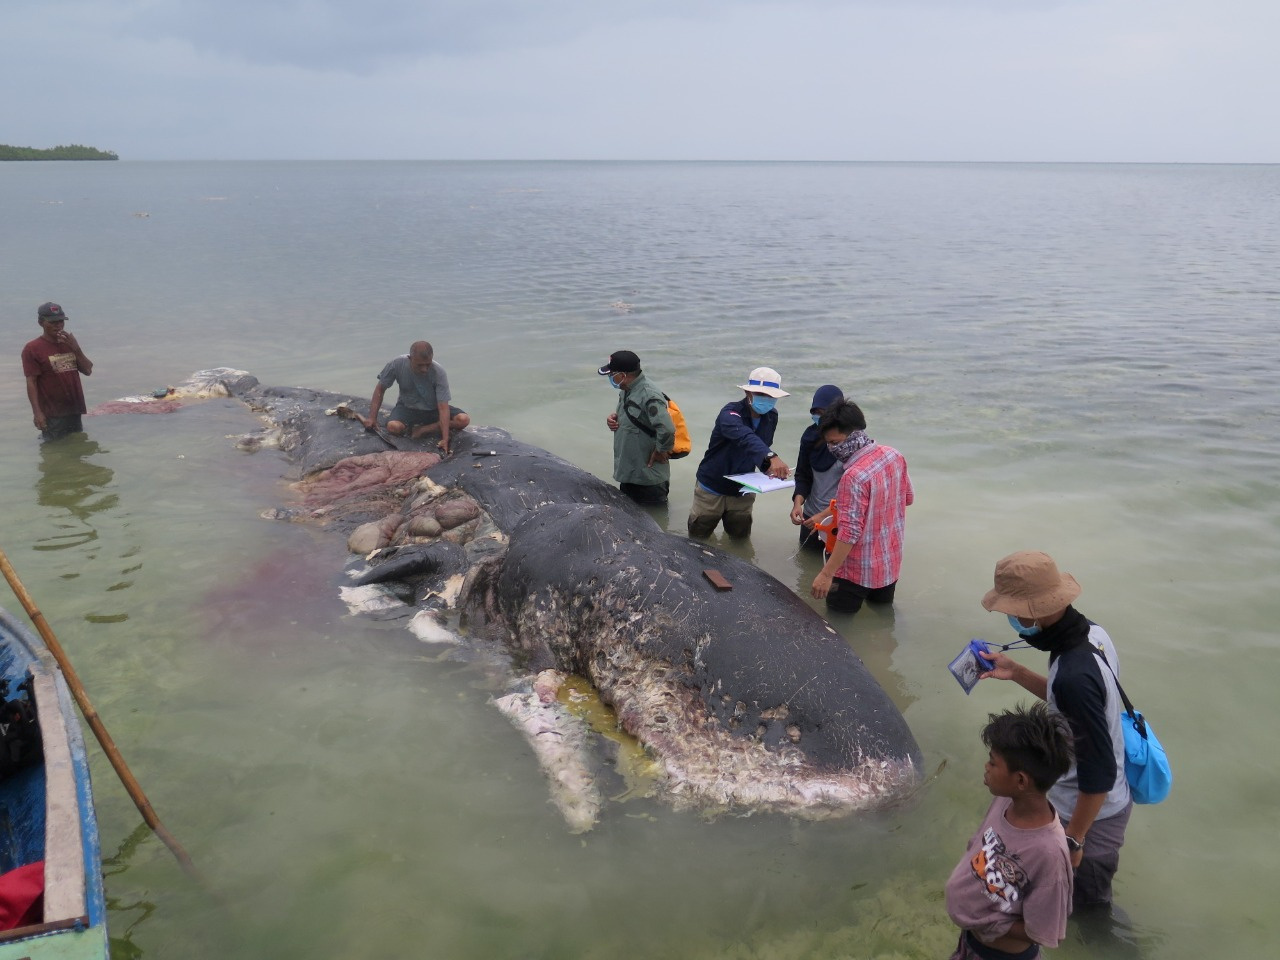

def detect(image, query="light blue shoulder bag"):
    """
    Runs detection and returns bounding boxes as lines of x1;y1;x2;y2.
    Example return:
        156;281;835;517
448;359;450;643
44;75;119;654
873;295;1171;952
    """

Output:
1091;647;1172;804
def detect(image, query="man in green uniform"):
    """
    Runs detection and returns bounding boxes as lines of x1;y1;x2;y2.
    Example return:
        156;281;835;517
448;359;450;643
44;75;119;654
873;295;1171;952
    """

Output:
600;350;675;505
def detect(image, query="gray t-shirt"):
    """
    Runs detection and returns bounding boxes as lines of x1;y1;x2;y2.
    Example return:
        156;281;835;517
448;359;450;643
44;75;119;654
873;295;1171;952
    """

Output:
945;796;1072;949
377;356;452;411
805;458;844;518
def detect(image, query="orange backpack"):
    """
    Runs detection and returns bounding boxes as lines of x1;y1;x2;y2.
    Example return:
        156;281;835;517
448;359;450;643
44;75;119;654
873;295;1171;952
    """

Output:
663;395;692;459
624;393;692;459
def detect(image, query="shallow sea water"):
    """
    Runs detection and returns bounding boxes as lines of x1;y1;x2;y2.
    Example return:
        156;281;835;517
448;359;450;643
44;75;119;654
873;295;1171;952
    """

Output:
1;160;1278;958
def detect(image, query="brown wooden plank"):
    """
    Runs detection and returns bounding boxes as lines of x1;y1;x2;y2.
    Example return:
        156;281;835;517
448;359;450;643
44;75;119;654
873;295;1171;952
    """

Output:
702;569;732;591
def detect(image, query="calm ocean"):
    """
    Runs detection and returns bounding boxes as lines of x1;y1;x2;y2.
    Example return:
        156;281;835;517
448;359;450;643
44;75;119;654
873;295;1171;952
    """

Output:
2;161;1277;958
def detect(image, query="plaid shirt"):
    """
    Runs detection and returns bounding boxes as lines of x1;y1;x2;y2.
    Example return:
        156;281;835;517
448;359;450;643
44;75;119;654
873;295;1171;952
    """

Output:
833;443;913;588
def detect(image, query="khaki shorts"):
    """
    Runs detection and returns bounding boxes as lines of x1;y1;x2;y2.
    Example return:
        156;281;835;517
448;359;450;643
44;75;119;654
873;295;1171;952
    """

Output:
687;485;756;538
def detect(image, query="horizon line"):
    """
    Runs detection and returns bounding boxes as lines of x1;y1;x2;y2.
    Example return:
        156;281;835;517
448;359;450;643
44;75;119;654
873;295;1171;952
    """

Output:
66;157;1280;166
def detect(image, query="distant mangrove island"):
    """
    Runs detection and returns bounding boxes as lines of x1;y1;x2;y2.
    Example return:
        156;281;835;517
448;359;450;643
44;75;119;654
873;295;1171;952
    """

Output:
0;143;119;161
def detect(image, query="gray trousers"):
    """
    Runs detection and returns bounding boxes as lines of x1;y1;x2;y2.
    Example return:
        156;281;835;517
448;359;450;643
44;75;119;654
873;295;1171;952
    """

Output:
1064;799;1133;907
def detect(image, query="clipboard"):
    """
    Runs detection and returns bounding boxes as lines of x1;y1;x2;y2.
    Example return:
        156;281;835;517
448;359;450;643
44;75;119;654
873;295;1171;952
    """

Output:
723;471;796;495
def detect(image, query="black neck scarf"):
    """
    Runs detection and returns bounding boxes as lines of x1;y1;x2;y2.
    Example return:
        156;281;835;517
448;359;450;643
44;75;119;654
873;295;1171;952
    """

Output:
1027;604;1092;662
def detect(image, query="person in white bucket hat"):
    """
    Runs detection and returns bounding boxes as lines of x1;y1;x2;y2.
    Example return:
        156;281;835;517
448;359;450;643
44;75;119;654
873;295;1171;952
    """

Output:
688;365;791;538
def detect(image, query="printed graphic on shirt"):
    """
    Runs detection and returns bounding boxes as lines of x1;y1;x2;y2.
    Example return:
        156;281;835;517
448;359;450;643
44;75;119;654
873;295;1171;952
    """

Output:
49;352;78;373
969;827;1030;911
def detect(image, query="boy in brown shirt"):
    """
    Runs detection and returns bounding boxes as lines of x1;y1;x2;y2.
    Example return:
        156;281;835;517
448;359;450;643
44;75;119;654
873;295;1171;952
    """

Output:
945;702;1075;960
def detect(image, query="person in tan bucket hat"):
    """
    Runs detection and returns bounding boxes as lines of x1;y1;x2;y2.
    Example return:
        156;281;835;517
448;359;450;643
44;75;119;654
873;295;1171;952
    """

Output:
977;551;1135;919
982;551;1081;620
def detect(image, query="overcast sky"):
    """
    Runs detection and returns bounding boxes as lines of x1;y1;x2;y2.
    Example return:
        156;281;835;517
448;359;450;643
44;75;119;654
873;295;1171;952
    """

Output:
3;0;1277;161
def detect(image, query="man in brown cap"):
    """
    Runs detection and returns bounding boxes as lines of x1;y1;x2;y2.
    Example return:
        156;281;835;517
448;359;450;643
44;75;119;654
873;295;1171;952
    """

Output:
978;551;1133;915
22;302;94;440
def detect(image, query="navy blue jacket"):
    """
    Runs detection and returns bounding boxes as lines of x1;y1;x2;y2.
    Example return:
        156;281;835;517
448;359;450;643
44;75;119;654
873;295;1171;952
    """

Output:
694;398;779;496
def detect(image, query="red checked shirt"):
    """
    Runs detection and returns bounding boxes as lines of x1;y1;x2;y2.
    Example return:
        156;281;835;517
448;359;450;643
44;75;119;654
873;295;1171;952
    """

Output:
832;443;913;588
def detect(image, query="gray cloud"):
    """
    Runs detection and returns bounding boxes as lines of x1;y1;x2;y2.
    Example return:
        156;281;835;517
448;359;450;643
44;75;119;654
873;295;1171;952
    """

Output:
121;0;733;73
2;0;1276;161
22;1;1082;74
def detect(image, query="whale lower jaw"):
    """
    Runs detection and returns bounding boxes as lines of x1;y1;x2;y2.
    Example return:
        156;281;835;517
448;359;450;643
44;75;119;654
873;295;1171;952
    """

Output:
502;589;920;822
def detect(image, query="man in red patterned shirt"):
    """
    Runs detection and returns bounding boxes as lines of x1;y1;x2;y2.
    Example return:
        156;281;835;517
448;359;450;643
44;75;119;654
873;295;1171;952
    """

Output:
808;401;913;614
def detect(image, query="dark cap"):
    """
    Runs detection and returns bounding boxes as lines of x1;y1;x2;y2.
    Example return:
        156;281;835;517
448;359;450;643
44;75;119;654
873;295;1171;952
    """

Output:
809;384;844;414
38;302;69;322
598;350;641;375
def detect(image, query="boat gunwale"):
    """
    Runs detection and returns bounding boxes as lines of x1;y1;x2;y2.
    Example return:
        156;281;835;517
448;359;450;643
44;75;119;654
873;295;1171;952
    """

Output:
0;913;92;943
0;605;107;956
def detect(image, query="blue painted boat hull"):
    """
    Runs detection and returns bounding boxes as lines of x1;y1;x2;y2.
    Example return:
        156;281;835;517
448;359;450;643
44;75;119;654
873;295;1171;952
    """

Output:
0;607;107;960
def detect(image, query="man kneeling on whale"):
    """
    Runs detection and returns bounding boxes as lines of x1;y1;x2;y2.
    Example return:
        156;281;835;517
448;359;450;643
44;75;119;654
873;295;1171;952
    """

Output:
360;341;470;454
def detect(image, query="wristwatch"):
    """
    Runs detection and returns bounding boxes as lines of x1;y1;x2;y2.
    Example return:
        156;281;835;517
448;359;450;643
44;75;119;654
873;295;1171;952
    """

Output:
1065;835;1084;853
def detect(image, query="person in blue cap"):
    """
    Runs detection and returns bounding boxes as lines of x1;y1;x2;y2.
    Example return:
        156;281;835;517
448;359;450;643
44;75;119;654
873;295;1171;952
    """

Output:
789;384;845;553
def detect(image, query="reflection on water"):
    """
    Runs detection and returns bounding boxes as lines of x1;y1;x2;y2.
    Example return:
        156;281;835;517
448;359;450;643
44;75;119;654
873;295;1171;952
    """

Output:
698;527;757;565
103;823;157;960
31;433;134;624
630;497;670;531
1073;903;1149;960
842;604;916;708
34;435;116;555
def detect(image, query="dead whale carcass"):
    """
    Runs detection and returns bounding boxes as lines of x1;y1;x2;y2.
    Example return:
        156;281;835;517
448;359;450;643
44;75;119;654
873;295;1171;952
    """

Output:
208;371;923;830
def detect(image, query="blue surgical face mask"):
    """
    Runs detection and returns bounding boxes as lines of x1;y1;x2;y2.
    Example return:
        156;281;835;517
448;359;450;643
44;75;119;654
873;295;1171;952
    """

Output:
607;374;622;390
750;396;776;415
1007;614;1042;637
811;414;822;425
